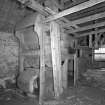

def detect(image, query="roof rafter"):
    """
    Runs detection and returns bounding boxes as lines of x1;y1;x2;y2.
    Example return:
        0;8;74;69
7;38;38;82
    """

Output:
76;28;105;37
66;21;105;34
44;0;105;23
64;12;105;28
17;0;77;29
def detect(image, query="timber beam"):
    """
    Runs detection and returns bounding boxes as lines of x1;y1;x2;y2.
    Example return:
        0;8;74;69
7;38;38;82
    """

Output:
17;0;77;29
76;28;105;37
44;0;105;23
17;0;49;16
63;0;89;10
64;12;105;28
66;21;105;34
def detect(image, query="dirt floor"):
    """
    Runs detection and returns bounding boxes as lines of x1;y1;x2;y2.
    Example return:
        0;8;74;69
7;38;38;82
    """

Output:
0;85;105;105
0;89;39;105
44;86;105;105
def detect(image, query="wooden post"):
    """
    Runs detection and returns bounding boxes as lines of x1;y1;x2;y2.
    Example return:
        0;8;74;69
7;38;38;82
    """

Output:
62;59;68;89
50;21;63;97
16;31;25;73
74;40;78;86
34;14;45;104
74;53;78;86
89;34;92;48
19;33;25;73
94;26;98;48
19;54;24;72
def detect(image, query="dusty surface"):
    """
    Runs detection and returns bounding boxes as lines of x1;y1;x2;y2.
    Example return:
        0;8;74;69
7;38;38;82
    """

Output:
44;86;105;105
0;86;105;105
0;89;39;105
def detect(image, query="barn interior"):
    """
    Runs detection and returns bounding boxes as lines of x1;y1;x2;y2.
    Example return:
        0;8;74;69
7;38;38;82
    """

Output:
0;0;105;105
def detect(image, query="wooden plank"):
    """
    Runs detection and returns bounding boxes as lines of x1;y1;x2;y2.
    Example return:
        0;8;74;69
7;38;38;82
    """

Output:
64;12;105;28
34;14;45;104
66;21;105;34
50;21;63;97
76;28;105;37
44;0;105;22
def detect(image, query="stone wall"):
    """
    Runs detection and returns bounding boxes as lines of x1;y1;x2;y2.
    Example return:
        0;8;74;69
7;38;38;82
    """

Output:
0;32;18;78
16;27;40;71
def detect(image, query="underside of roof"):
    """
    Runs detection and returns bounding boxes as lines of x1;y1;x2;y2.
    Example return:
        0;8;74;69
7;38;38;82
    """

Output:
0;0;105;37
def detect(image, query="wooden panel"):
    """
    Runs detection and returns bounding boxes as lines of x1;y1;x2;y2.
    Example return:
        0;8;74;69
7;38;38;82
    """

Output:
44;0;105;22
50;21;63;97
